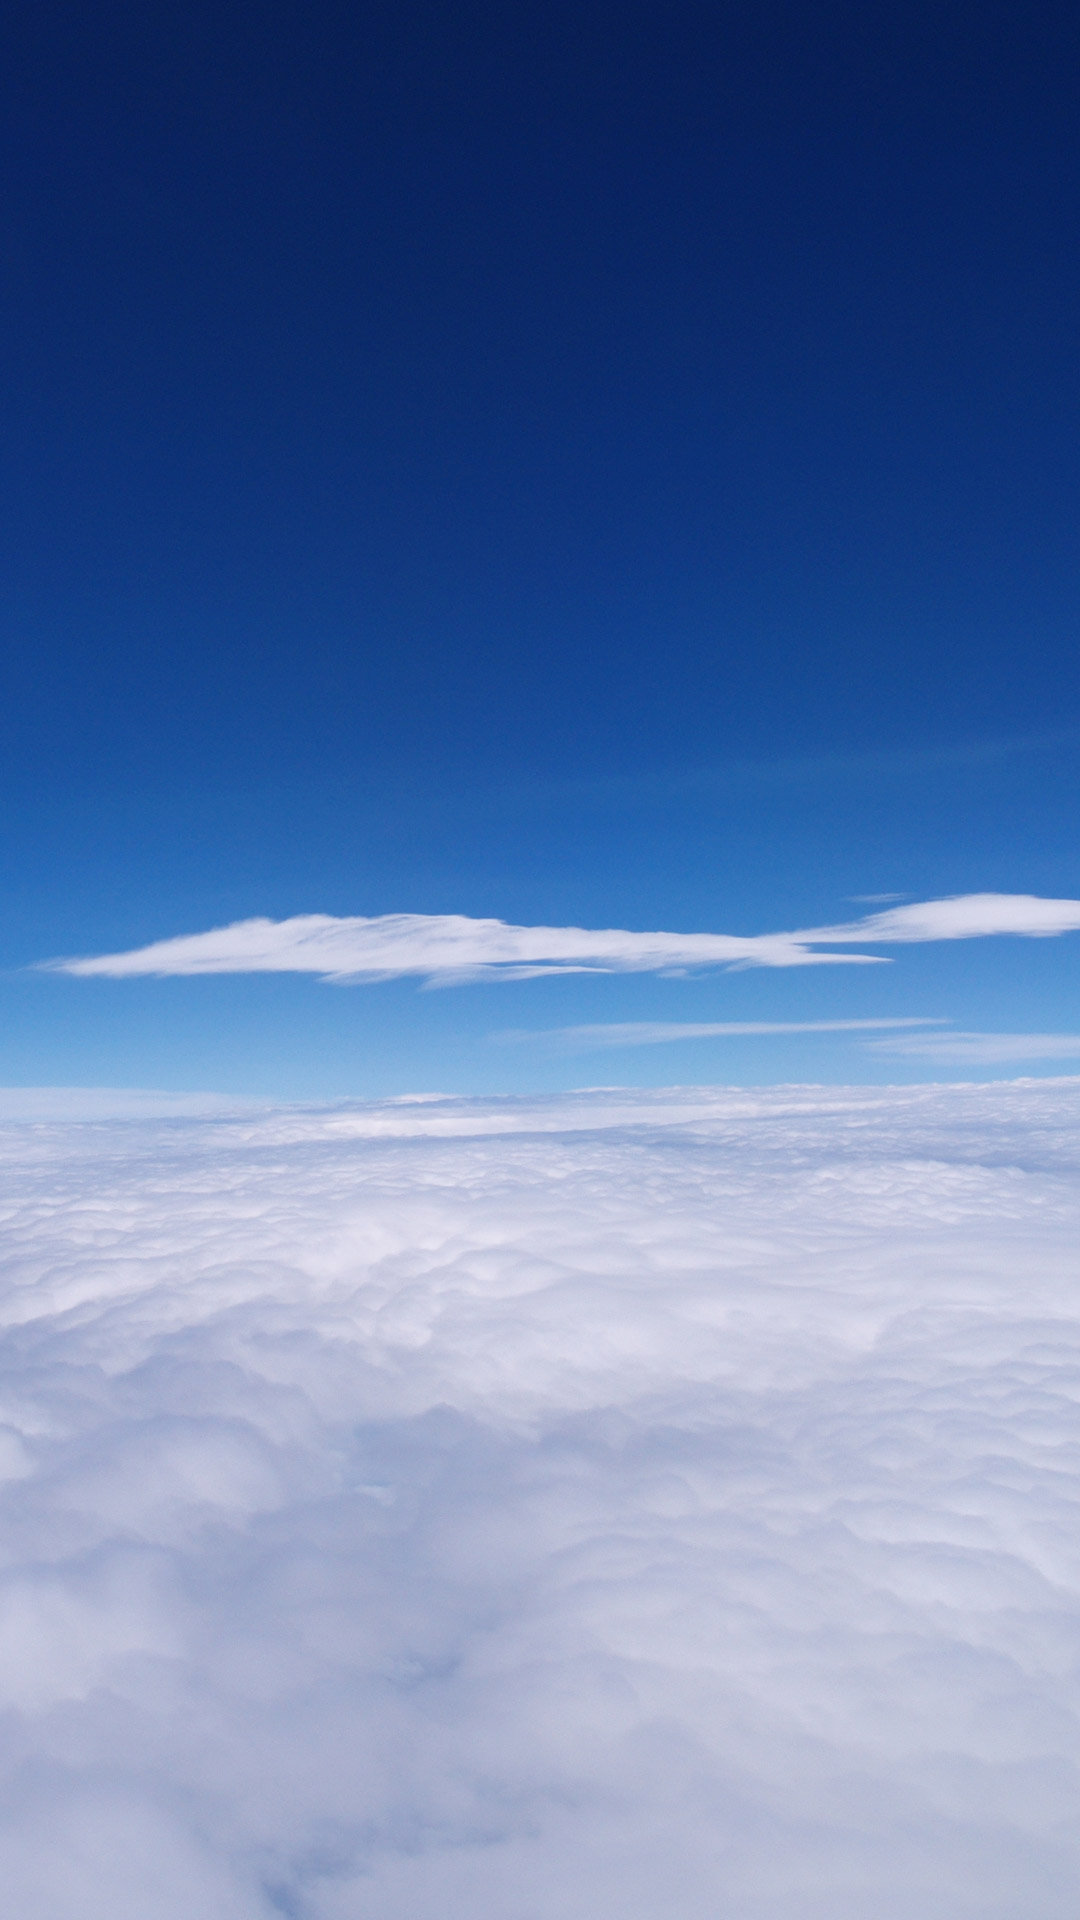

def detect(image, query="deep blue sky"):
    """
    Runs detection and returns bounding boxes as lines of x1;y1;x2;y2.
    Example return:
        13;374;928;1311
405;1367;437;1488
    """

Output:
3;0;1080;1094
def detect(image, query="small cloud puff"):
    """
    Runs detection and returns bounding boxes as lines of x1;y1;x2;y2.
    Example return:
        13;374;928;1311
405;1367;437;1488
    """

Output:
2;1080;1080;1916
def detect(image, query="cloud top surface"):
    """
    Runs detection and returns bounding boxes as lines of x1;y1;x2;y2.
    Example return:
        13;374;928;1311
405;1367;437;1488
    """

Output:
4;1082;1080;1914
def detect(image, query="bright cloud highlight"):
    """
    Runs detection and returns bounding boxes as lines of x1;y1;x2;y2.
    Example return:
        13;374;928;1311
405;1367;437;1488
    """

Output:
2;1082;1080;1915
41;891;1080;985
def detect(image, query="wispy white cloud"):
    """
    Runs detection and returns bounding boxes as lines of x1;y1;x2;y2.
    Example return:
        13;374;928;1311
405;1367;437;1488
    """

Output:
500;1017;947;1049
805;891;1080;944
41;892;1080;986
869;1030;1080;1063
39;910;872;981
2;1083;1080;1914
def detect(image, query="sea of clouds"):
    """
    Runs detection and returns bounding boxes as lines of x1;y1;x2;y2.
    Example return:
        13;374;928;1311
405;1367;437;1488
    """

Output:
2;1079;1080;1917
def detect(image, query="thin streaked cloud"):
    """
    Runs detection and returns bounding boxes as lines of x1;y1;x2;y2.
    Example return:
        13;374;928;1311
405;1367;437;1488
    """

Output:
40;893;1080;987
499;1018;946;1050
868;1030;1080;1064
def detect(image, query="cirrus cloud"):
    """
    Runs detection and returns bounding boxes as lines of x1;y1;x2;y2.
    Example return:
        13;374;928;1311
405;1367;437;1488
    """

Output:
39;892;1080;986
869;1030;1080;1063
499;1017;947;1048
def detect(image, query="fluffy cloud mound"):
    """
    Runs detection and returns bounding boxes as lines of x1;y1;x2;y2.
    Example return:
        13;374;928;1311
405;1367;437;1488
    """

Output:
3;1081;1080;1916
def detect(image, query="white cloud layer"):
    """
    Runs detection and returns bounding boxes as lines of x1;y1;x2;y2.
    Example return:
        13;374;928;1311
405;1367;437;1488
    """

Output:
502;1017;945;1048
42;891;1080;984
3;1081;1080;1915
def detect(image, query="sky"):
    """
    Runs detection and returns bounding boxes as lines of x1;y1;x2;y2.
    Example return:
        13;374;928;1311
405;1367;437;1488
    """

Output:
3;1080;1080;1917
3;0;1080;1095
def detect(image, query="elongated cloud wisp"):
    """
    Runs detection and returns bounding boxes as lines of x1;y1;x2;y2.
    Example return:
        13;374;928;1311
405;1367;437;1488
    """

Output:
500;1016;948;1048
41;891;1080;986
870;1029;1080;1063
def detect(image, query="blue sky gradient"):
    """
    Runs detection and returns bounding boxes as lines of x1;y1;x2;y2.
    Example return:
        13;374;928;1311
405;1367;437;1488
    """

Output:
3;1;1079;1093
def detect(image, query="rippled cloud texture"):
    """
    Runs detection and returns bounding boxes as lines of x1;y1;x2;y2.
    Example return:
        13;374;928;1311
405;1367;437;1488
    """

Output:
3;1081;1080;1917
